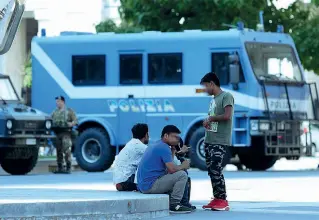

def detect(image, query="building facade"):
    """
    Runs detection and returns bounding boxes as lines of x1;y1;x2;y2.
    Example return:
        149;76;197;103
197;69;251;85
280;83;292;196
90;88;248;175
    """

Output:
1;0;120;98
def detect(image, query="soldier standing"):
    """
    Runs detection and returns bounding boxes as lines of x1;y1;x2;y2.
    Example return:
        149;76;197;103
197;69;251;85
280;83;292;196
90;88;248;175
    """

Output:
51;96;78;174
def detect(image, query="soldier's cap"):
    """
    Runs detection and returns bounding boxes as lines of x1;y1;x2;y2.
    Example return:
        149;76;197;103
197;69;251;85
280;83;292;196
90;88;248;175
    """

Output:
55;95;65;102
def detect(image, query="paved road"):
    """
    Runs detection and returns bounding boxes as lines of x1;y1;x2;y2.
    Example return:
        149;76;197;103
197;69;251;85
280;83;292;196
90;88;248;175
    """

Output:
164;170;319;220
1;159;319;220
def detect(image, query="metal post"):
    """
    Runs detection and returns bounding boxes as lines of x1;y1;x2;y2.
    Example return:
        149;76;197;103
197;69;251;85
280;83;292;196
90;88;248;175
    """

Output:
258;11;264;32
284;83;293;120
261;80;271;119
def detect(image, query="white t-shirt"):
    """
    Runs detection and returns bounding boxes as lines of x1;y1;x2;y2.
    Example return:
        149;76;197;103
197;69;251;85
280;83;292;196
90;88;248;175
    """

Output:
112;138;147;184
173;155;181;165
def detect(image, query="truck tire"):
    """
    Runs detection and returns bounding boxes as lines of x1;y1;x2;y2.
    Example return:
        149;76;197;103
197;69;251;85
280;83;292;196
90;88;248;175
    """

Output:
189;127;207;171
189;127;232;171
75;128;115;172
0;147;39;175
238;137;278;171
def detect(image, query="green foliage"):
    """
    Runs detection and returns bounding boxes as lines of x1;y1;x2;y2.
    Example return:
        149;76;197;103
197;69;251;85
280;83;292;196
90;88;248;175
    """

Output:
115;0;319;73
313;0;319;6
95;19;144;33
95;19;117;32
293;16;319;73
119;0;266;32
23;53;32;88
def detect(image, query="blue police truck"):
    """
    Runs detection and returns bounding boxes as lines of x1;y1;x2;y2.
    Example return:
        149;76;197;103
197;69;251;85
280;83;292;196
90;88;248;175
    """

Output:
31;25;319;172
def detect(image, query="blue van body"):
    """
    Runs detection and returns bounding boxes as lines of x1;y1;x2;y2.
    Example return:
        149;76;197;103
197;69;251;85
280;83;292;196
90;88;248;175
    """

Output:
31;28;319;171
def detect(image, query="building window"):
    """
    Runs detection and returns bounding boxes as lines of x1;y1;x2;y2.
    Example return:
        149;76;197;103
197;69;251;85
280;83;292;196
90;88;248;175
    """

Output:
72;55;106;86
120;54;142;85
148;53;182;84
211;53;245;85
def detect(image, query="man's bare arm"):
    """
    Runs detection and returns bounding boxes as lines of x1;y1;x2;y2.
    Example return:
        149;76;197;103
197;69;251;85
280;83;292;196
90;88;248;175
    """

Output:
165;162;188;174
208;105;233;122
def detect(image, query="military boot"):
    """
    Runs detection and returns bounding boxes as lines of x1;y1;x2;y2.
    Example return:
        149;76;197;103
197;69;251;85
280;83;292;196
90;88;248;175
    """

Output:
53;163;64;174
65;162;72;174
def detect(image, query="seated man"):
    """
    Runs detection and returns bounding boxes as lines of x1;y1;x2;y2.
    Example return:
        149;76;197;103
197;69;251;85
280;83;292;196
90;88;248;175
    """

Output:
171;138;195;210
137;125;193;214
113;123;149;191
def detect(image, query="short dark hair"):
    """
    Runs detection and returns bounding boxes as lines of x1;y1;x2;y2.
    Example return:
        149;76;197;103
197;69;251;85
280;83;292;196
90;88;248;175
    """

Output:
132;123;148;139
161;125;181;137
200;72;220;87
55;95;65;102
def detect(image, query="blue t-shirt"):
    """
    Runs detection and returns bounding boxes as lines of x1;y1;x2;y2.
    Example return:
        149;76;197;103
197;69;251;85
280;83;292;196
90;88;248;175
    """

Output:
137;140;172;192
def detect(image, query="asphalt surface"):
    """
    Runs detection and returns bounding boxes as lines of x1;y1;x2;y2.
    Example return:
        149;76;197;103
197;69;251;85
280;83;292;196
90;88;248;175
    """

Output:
1;157;319;219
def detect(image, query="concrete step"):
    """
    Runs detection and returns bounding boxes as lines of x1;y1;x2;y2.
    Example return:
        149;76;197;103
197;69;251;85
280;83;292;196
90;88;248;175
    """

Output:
0;189;169;219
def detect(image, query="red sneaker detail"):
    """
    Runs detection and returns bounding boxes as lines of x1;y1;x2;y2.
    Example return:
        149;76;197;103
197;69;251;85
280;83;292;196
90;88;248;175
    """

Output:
211;199;230;211
202;199;217;210
116;184;123;191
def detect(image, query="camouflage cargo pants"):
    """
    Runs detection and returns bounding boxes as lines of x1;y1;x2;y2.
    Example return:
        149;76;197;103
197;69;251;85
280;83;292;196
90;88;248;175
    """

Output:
204;144;229;200
56;133;72;166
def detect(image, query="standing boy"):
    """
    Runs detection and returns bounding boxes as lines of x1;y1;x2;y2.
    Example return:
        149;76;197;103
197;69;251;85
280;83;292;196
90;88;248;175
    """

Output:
200;72;234;211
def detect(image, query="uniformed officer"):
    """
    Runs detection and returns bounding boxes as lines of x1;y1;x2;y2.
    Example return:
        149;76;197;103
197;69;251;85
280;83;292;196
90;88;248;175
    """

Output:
51;96;78;174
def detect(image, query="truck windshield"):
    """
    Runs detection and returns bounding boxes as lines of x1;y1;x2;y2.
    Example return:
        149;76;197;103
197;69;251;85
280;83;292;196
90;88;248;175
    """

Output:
0;78;18;100
245;43;302;81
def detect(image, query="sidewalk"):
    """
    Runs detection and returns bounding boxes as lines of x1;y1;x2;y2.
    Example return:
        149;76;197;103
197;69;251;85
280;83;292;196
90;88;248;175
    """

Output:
0;188;169;219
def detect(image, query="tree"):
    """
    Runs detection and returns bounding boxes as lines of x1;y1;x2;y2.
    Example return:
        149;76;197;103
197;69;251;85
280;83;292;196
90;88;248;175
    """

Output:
293;16;319;73
95;19;144;33
95;19;117;33
118;0;319;73
23;54;32;88
119;0;266;32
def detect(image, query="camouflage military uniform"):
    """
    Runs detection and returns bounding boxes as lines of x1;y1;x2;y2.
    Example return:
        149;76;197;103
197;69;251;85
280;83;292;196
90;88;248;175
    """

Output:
51;107;78;173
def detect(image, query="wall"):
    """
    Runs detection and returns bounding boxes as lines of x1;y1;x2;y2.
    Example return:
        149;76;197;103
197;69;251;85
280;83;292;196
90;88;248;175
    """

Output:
3;19;27;97
1;0;120;98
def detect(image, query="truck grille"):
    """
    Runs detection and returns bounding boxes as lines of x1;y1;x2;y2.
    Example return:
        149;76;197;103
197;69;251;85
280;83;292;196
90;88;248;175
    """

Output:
13;120;47;135
24;121;38;129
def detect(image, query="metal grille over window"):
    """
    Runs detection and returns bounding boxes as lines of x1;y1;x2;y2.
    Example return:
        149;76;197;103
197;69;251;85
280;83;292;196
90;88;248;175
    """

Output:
148;53;183;84
120;54;143;85
72;55;106;86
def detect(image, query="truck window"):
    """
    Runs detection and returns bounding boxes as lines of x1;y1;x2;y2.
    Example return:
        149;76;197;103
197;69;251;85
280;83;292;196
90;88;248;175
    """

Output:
120;54;143;85
72;55;106;86
245;43;302;81
211;53;245;85
148;53;182;84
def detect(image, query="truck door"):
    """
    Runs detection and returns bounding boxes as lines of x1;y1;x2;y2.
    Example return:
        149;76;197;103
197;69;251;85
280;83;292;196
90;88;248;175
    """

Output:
145;53;183;144
210;49;246;92
210;49;249;146
117;52;146;145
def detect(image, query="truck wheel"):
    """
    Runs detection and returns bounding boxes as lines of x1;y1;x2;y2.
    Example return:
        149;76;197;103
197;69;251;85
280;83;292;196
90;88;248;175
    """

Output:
0;147;39;175
189;127;232;171
238;137;278;171
189;127;207;171
75;128;115;172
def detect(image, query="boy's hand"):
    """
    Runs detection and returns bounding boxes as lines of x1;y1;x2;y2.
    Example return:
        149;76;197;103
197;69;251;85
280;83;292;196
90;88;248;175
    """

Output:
203;118;210;129
177;145;189;154
181;160;190;170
